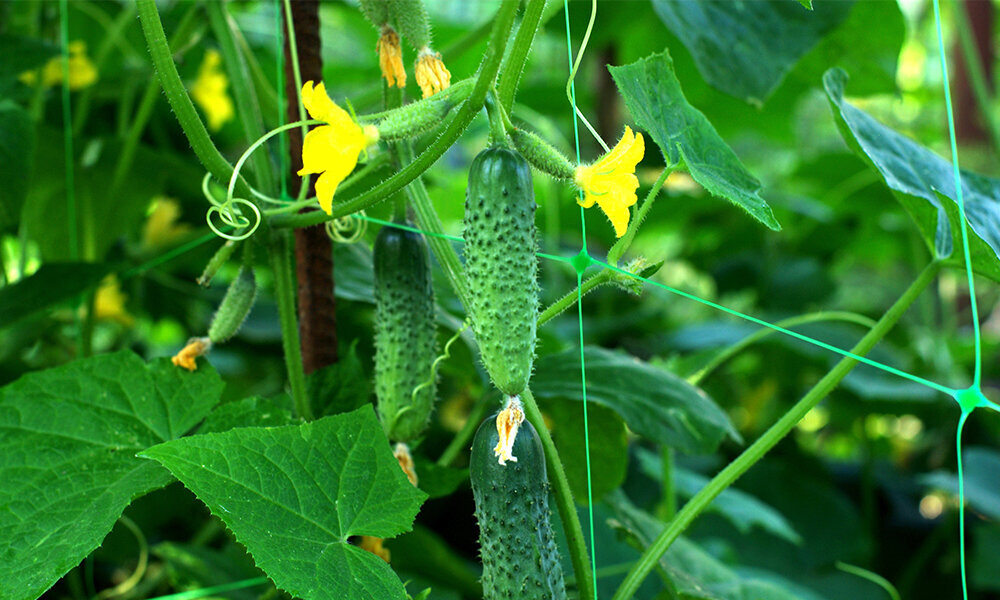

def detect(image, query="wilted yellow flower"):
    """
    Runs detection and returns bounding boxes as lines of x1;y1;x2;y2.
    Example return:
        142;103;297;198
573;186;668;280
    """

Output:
191;49;234;132
393;442;418;487
92;276;134;326
574;126;645;238
298;80;380;215
172;337;211;371
414;47;450;98
493;396;525;466
358;536;391;563
377;26;406;88
19;40;97;89
142;197;191;250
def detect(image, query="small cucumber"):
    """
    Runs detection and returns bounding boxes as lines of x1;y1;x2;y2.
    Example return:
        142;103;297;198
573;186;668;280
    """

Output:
470;413;567;600
374;221;438;442
207;267;256;344
463;146;538;396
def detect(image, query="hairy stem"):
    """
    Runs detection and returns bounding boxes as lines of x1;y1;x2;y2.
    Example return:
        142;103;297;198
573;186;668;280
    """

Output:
135;0;257;206
269;231;311;420
538;270;613;326
612;261;942;600
496;0;547;113
607;166;672;265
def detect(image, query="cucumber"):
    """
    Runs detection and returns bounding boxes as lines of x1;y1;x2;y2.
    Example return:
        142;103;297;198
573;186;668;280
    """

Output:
374;221;438;442
463;146;538;396
207;267;256;344
470;412;567;600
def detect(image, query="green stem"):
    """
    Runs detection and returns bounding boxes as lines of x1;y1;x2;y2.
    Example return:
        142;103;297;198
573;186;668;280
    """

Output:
687;311;879;386
135;0;257;206
270;0;521;229
607;167;672;265
496;0;547;113
269;231;311;419
612;261;943;600
484;89;508;146
538;270;613;326
207;1;275;194
402;142;472;307
658;446;676;521
951;0;1000;152
520;388;595;600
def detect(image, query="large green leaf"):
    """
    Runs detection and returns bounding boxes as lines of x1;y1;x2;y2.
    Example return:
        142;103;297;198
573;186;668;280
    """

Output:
0;262;115;328
141;406;427;600
824;68;1000;281
635;448;801;544
0;351;224;600
547;395;628;503
651;0;852;103
531;346;739;454
607;490;825;600
0;100;33;229
609;52;781;231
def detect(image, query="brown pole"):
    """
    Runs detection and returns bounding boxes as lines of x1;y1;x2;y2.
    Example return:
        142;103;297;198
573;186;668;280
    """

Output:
284;0;338;372
954;0;994;143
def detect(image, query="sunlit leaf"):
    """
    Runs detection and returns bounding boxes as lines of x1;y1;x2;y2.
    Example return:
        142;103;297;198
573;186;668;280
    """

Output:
609;52;781;231
141;406;427;600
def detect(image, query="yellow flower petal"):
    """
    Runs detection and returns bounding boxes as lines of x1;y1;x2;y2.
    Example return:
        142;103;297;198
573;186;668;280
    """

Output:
171;337;211;371
377;27;406;88
414;47;451;98
92;276;134;327
493;396;525;466
301;81;353;129
359;536;391;563
21;39;98;90
573;128;645;237
191;49;234;131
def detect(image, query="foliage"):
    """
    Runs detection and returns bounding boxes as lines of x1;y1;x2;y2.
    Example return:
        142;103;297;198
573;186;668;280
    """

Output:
1;1;999;600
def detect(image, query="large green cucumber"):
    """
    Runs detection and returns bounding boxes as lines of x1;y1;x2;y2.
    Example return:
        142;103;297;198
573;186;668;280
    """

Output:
463;146;538;396
470;414;567;600
374;221;437;442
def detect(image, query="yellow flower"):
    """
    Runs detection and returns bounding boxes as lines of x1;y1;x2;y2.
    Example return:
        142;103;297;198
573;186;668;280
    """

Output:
19;40;97;89
574;126;645;238
358;536;391;563
414;47;451;98
92;276;134;327
298;81;380;215
142;197;191;251
171;337;211;371
493;396;525;466
190;49;234;132
377;26;406;88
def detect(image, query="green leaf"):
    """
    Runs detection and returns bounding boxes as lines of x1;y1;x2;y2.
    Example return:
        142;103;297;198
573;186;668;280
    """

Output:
414;461;468;499
609;52;781;231
0;351;224;600
0;100;33;229
798;0;813;9
651;0;852;103
198;395;295;434
635;448;801;544
547;396;628;502
307;339;372;417
824;68;1000;281
606;490;823;600
531;346;739;454
140;406;427;600
0;262;115;328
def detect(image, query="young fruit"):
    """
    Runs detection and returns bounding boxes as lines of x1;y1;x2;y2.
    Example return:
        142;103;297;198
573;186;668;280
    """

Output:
207;267;256;344
463;146;538;396
374;221;438;442
470;410;567;600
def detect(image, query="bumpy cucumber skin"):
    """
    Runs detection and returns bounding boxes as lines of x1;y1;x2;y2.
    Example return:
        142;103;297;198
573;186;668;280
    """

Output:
207;267;256;344
374;223;437;442
470;415;567;600
463;147;538;396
